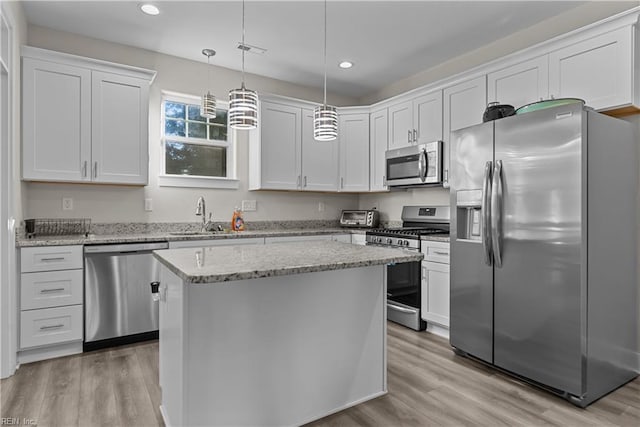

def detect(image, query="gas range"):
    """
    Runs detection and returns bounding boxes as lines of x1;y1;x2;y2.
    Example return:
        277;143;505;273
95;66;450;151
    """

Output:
366;206;450;251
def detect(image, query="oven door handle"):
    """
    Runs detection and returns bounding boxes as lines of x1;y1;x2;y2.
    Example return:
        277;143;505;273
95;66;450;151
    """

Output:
388;302;419;314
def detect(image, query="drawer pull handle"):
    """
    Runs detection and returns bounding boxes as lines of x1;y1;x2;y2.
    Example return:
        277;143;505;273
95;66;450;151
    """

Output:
39;324;64;331
41;257;66;262
40;288;65;293
433;251;449;256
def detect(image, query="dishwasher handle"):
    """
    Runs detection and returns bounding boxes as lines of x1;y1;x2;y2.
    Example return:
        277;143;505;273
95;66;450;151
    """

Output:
150;281;161;302
84;242;169;254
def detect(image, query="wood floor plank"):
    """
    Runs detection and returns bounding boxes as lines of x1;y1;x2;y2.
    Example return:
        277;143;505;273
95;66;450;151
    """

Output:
135;341;164;425
78;352;118;427
108;348;160;426
37;355;82;427
0;359;51;423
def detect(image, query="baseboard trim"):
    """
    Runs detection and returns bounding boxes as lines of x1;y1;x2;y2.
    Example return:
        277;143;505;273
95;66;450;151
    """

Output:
426;323;450;340
159;405;170;427
18;341;82;364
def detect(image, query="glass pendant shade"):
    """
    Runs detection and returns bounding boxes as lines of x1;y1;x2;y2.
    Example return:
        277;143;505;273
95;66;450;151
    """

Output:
200;91;216;118
229;84;258;129
314;105;338;141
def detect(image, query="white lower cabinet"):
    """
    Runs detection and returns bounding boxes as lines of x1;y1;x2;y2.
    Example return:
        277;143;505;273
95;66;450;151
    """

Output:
19;245;84;362
20;305;83;349
265;235;333;244
421;241;450;329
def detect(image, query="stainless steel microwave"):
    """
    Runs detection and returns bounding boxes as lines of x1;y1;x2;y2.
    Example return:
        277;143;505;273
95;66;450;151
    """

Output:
385;141;443;188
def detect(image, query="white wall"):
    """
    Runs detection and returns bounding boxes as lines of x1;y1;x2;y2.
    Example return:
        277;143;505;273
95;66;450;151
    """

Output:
23;25;359;223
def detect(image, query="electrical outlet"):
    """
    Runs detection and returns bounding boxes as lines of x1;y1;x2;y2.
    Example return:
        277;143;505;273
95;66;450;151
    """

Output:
242;200;257;211
144;198;153;212
62;198;73;211
318;202;325;212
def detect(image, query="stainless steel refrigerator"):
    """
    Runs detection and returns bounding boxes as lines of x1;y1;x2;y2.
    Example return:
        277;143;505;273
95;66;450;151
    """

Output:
449;102;638;407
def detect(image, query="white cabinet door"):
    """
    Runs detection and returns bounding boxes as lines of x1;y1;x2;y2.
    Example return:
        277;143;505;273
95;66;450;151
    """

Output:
413;90;443;144
387;101;412;150
443;75;487;188
259;101;302;190
92;71;149;185
549;26;634;111
301;109;338;191
339;114;370;192
421;261;450;327
22;58;91;182
488;56;549;108
369;108;388;192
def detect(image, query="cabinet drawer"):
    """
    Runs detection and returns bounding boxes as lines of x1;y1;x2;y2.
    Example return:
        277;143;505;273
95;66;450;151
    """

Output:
21;270;83;310
21;245;83;272
421;241;450;264
20;305;83;349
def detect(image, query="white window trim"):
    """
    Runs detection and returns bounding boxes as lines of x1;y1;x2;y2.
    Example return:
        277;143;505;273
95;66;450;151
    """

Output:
159;90;239;189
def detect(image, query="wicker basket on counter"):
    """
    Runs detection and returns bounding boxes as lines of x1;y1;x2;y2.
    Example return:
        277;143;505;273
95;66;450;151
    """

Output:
24;218;91;238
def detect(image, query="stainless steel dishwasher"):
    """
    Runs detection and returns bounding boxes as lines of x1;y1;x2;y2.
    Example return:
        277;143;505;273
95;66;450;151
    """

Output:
83;241;169;350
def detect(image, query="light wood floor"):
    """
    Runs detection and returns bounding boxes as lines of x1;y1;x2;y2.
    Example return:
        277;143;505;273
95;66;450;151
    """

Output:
1;322;638;426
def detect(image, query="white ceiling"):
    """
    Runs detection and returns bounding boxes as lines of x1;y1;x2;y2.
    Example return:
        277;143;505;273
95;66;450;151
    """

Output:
22;1;612;99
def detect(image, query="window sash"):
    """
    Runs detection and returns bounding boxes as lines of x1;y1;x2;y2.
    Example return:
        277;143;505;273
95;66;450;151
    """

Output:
160;91;235;184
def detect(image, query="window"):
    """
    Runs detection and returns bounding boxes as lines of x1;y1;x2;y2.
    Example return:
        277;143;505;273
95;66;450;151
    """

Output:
159;91;238;188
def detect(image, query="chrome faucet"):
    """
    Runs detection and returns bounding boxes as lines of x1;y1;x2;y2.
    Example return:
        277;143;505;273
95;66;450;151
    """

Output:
195;196;207;231
195;196;218;232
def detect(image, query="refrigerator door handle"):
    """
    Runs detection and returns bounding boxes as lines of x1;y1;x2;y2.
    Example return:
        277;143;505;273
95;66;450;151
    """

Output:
491;160;504;268
482;161;493;266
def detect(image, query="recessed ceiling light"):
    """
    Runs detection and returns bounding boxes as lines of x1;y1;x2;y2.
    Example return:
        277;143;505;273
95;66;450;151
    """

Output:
140;4;160;16
339;61;353;69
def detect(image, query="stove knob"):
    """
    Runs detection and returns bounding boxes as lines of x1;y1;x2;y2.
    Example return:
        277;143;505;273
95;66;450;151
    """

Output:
405;240;410;246
387;238;393;244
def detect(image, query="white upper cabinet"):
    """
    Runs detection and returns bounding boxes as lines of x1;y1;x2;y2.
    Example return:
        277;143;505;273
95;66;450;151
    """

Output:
92;72;149;184
443;75;487;188
369;108;388;192
388;89;442;150
22;59;92;182
22;47;155;185
253;99;338;191
338;113;370;192
258;101;301;190
488;56;549;109
549;26;636;111
388;101;412;149
413;91;443;144
301;109;338;191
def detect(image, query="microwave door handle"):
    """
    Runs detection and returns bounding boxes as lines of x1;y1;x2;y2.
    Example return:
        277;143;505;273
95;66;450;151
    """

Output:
482;161;493;266
491;160;504;268
418;149;427;182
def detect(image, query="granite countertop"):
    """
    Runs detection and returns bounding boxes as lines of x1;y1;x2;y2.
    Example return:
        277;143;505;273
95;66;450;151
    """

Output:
154;240;423;284
16;227;369;248
421;234;450;243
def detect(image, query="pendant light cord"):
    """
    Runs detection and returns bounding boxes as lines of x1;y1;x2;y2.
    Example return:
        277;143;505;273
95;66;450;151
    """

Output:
323;0;327;107
241;0;246;89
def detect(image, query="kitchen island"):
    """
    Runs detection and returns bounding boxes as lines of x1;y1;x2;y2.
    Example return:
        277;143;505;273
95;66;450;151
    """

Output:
153;241;422;427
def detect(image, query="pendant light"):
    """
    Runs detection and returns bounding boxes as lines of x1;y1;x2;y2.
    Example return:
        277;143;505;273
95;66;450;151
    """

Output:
228;0;258;129
314;0;338;141
200;49;217;119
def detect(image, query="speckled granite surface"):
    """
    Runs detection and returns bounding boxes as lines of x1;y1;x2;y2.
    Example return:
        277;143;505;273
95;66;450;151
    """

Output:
421;234;450;242
16;221;368;247
154;241;423;284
